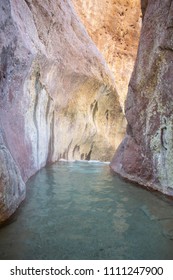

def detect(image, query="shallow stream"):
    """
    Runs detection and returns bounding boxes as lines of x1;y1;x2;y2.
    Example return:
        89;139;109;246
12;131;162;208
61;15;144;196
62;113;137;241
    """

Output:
0;161;173;259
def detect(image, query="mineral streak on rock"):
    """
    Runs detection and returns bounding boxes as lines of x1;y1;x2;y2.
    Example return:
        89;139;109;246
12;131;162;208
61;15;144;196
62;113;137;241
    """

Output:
110;0;173;196
0;0;125;222
72;0;141;108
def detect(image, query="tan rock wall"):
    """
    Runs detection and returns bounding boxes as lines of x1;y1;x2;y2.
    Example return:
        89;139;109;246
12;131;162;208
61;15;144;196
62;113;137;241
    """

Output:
72;0;141;108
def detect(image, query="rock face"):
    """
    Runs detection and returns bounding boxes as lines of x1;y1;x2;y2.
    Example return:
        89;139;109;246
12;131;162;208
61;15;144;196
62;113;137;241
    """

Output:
111;0;173;196
72;0;141;108
0;133;25;222
0;0;125;222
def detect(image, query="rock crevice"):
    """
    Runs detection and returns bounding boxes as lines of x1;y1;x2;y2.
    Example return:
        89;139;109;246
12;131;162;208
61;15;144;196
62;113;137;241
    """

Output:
72;0;141;108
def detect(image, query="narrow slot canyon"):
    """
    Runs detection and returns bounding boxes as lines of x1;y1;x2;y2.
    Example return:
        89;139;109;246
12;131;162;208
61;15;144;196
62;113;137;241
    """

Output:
0;0;173;260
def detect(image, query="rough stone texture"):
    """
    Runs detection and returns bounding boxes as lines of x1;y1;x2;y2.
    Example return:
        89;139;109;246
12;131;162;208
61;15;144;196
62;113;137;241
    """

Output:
0;0;125;221
141;0;148;19
72;0;141;108
0;133;25;223
111;0;173;196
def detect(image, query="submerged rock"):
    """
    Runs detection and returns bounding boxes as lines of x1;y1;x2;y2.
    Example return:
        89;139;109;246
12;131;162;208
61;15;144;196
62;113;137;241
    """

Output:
110;0;173;196
0;0;125;221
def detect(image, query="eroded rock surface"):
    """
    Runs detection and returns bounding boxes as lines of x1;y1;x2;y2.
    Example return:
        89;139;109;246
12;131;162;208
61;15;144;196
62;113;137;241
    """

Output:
111;0;173;196
72;0;141;108
0;0;125;221
0;133;25;223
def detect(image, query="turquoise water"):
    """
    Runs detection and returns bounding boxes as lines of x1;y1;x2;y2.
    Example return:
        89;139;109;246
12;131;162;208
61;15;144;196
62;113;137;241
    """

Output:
0;161;173;260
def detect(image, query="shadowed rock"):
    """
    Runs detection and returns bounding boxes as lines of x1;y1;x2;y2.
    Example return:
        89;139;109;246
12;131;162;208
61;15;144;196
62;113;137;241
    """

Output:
111;0;173;196
0;133;25;223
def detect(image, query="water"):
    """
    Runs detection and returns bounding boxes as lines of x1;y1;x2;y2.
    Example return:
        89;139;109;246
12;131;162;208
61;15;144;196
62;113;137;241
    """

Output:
0;161;173;260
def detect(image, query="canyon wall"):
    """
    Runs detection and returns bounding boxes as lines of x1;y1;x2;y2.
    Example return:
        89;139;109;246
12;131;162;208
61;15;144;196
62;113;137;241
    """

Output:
0;0;125;222
72;0;141;108
111;0;173;196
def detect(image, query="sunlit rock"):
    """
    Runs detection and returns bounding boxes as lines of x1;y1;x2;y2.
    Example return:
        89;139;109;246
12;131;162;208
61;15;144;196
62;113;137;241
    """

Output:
72;0;141;108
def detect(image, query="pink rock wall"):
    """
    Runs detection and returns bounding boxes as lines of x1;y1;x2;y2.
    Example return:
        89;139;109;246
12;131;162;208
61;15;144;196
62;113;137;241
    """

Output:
0;0;125;222
111;0;173;196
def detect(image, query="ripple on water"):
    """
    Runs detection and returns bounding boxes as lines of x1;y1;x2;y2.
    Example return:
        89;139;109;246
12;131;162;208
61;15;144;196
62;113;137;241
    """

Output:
0;161;173;260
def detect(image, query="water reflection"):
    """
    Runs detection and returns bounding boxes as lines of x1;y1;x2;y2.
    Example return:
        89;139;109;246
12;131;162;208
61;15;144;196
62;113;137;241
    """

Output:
0;161;173;259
